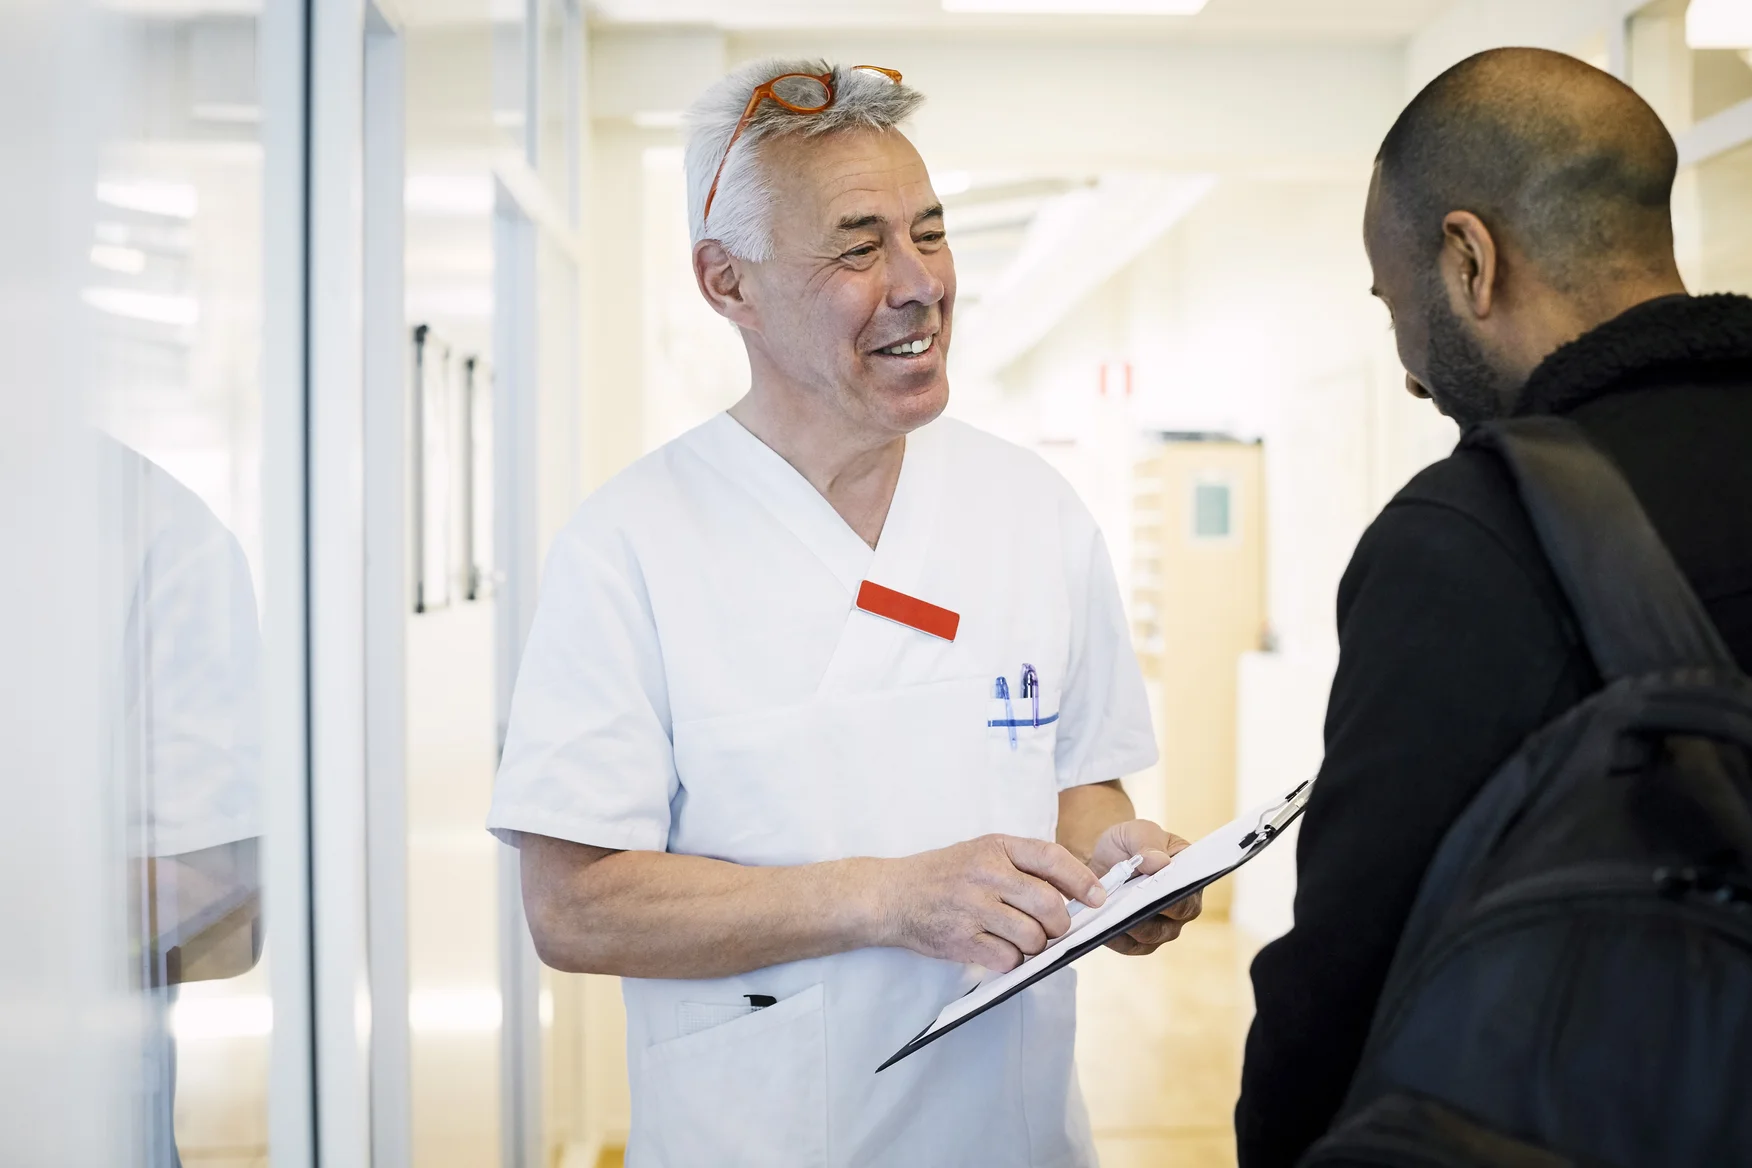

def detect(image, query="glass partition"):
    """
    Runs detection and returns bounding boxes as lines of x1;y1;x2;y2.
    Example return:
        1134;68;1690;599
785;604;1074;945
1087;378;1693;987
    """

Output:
1629;1;1752;295
1682;138;1752;295
0;2;315;1164
91;8;279;1167
1628;0;1752;131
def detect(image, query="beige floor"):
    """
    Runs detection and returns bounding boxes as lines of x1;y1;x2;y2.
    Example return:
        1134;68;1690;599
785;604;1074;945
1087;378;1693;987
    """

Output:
1077;921;1261;1168
596;921;1259;1168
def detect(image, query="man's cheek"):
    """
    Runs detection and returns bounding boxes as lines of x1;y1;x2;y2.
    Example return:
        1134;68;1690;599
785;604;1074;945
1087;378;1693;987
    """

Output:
1394;329;1429;389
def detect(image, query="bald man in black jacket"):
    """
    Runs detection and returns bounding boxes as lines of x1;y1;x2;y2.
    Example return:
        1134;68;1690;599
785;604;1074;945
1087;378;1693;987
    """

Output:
1235;48;1752;1168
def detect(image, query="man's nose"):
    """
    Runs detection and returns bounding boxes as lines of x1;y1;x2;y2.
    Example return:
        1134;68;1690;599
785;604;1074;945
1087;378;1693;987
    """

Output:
888;236;946;309
1405;373;1432;400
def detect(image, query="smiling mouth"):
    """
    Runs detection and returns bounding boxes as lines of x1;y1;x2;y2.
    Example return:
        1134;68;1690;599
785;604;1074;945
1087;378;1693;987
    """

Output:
876;334;936;357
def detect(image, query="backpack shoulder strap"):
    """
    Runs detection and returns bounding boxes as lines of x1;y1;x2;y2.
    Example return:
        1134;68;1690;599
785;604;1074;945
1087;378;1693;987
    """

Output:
1467;415;1735;681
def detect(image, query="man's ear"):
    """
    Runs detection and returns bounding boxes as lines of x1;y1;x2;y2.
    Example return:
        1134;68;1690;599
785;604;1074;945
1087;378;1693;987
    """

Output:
1439;210;1499;321
694;240;758;330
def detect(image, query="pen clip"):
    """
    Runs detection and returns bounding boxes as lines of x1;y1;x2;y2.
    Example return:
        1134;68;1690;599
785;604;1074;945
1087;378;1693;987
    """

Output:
1238;780;1313;851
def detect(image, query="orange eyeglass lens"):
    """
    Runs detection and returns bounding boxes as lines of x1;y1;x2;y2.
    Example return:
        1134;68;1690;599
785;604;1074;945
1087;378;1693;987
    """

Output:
769;74;831;110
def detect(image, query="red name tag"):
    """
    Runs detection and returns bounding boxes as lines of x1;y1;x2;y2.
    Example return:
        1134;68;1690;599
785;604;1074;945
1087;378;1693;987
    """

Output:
856;580;960;643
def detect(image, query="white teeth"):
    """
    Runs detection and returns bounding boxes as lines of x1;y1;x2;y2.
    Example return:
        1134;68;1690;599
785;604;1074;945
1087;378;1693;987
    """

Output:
883;335;933;356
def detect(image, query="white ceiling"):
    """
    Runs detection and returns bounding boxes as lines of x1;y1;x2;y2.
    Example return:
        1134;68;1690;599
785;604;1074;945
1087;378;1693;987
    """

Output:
586;0;1456;41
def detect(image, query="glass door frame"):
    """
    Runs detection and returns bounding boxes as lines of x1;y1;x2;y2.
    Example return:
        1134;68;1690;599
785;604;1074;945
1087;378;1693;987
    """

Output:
260;0;318;1163
494;5;587;1167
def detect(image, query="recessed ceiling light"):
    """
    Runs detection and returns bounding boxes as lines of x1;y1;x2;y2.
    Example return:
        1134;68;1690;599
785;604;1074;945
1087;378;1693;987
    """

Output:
96;179;199;219
943;0;1207;14
405;174;495;217
1687;0;1752;50
90;244;147;275
83;287;200;326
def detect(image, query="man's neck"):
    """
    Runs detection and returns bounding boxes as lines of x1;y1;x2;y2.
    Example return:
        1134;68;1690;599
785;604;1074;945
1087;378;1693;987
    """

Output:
1508;270;1688;388
729;388;907;550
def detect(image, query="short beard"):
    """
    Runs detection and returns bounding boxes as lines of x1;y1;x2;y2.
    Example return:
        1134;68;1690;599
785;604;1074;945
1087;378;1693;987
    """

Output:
1422;292;1519;430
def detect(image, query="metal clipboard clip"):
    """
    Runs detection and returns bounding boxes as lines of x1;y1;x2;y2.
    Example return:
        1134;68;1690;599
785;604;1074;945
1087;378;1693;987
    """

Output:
1238;780;1313;851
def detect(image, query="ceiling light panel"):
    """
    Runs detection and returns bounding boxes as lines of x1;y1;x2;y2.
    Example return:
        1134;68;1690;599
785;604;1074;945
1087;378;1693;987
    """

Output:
942;0;1207;14
1687;0;1752;50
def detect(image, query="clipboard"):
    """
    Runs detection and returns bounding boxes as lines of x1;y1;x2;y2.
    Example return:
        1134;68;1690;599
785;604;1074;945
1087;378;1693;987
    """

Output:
877;779;1314;1072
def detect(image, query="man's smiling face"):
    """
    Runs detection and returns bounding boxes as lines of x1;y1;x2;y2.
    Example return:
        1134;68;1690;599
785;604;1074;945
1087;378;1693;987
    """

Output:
738;127;955;437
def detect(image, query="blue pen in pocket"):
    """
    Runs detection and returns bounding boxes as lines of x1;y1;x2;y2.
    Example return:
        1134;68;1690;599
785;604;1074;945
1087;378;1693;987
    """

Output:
994;676;1017;750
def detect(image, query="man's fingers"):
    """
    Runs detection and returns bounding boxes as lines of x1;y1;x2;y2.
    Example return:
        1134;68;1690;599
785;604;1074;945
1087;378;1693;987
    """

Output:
1092;818;1172;874
968;932;1024;973
1162;890;1203;923
1123;917;1184;947
1105;934;1159;957
1114;819;1174;857
982;902;1051;957
997;874;1073;939
1003;836;1103;905
1133;847;1176;877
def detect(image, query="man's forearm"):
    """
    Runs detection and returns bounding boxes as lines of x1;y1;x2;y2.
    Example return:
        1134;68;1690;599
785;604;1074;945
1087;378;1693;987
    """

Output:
521;834;891;979
1057;780;1135;866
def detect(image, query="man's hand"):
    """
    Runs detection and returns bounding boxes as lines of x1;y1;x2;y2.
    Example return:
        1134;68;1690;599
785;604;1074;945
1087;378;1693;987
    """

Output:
873;835;1108;973
1090;818;1201;956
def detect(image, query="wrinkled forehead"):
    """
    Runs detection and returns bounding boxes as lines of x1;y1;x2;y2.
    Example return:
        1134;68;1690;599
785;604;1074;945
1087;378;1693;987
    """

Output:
760;128;936;242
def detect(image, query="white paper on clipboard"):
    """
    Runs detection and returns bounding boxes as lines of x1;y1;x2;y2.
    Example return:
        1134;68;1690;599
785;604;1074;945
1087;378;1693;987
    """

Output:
877;779;1313;1072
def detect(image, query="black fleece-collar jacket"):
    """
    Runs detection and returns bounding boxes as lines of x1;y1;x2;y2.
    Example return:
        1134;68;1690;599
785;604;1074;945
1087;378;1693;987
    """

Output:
1235;293;1752;1168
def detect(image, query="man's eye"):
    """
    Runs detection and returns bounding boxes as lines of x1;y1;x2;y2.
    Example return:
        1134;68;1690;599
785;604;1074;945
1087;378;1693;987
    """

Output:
845;244;877;259
917;231;946;245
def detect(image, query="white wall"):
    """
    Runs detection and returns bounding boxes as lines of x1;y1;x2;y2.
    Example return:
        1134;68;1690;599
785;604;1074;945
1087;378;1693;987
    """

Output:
1408;0;1619;90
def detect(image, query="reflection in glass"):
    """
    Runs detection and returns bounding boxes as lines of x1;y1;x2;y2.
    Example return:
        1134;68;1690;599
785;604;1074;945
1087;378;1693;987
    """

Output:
93;6;273;1165
114;441;264;1168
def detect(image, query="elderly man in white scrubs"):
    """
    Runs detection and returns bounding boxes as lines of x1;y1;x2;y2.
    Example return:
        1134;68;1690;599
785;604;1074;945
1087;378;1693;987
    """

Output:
488;59;1199;1167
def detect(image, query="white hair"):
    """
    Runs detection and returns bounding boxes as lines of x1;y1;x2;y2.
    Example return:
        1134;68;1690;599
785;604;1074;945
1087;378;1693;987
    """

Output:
684;58;925;262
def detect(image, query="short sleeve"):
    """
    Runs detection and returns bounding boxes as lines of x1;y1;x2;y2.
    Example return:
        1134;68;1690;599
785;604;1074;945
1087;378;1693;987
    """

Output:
1052;511;1158;789
487;522;678;851
122;448;264;859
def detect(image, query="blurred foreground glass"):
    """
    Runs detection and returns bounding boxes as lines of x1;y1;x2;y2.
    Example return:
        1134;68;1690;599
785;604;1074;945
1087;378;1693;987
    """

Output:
95;7;274;1166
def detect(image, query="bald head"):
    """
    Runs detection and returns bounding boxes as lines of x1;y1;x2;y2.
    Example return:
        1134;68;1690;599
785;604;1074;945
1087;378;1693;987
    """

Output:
1365;48;1689;428
1377;47;1677;291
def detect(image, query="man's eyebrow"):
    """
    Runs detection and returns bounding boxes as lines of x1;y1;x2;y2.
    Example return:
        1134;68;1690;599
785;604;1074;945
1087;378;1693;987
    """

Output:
915;203;944;224
833;213;886;234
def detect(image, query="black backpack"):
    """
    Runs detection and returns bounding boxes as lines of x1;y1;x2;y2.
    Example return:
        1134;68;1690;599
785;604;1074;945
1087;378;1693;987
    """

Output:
1300;415;1752;1168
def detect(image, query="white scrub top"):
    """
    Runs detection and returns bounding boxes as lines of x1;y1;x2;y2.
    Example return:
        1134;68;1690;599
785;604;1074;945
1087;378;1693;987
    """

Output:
109;438;264;860
489;412;1156;1168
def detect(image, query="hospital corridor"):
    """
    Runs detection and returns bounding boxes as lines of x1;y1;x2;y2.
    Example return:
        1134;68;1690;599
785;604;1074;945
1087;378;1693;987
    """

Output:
4;0;1752;1166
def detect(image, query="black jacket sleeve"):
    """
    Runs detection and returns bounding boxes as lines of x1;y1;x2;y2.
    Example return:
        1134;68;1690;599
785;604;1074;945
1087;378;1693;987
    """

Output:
1233;495;1589;1168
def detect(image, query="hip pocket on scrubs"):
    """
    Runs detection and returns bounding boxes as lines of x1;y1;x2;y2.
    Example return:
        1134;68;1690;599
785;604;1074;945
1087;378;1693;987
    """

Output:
632;983;827;1168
